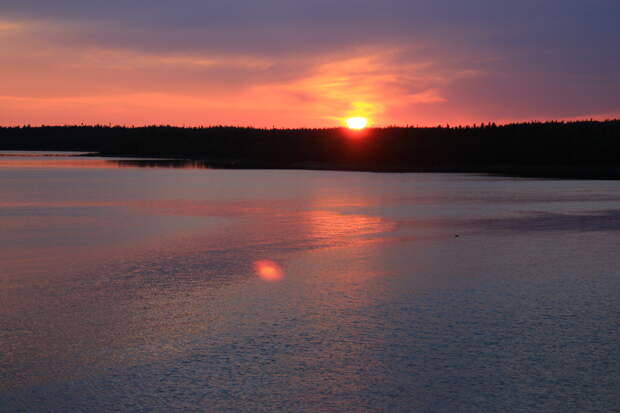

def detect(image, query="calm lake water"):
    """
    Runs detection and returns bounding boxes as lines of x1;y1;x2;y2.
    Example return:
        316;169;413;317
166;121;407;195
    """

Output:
1;153;619;412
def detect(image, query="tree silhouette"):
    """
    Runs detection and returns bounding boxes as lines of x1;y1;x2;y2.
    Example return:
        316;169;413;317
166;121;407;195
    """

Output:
1;120;620;177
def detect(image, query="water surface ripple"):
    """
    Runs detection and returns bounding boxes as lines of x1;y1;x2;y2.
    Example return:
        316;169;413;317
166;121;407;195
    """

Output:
1;153;619;412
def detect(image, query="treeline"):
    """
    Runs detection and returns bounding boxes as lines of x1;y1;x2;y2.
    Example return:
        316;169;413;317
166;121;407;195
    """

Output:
1;121;620;176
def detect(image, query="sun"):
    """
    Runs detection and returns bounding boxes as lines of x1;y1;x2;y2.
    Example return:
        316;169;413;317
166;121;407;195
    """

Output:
346;117;369;130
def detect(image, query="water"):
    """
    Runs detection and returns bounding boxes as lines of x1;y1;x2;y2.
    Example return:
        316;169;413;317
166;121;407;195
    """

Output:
1;153;619;412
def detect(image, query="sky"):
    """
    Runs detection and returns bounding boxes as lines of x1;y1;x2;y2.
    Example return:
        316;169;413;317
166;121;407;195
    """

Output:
1;0;619;127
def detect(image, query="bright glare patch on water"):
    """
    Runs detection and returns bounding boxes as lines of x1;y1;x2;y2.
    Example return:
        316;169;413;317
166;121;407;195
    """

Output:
254;259;284;282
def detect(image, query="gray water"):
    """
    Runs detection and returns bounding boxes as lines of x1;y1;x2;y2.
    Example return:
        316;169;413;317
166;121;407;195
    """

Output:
1;153;619;412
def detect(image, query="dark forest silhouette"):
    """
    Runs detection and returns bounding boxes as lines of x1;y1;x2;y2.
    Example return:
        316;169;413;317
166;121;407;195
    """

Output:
2;120;620;177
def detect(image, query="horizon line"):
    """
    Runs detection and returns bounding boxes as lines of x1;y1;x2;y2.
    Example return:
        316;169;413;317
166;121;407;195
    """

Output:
2;118;619;130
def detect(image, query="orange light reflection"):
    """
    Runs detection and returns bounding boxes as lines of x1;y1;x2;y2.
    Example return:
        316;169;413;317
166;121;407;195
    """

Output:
254;260;284;282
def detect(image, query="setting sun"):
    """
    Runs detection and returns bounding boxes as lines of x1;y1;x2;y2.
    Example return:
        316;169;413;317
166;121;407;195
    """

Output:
346;117;369;130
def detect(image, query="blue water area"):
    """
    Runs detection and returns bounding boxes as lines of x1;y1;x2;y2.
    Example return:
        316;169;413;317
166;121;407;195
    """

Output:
1;153;619;412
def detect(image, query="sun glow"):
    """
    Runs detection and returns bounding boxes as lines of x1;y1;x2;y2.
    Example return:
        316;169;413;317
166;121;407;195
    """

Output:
346;117;369;130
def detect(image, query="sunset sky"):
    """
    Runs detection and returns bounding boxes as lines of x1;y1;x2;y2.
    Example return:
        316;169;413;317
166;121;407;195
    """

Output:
1;0;619;127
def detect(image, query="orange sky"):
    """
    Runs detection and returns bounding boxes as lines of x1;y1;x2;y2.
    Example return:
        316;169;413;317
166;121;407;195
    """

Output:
1;1;619;127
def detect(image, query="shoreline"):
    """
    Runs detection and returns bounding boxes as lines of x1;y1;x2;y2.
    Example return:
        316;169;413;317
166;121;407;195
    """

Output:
93;153;620;179
3;120;620;179
1;150;619;179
